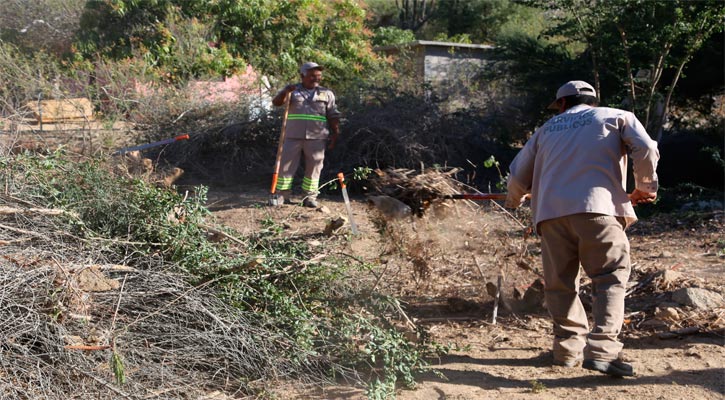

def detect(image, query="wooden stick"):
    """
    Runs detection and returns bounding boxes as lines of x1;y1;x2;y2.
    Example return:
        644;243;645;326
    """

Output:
71;366;131;398
658;326;700;339
472;255;487;281
0;238;32;246
492;274;502;325
198;222;247;246
0;223;45;238
393;299;417;331
0;206;70;216
64;345;111;351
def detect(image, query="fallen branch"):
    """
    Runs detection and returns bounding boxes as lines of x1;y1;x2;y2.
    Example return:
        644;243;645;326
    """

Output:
0;206;78;218
71;366;131;399
0;238;32;246
492;273;503;325
64;345;112;351
658;326;700;339
198;222;247;246
393;299;417;331
626;270;659;296
0;223;46;238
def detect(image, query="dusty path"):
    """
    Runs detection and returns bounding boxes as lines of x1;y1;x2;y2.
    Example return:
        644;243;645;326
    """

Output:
196;180;724;400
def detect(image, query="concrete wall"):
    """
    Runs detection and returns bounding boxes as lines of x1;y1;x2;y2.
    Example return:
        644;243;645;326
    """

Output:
422;45;493;108
375;41;495;109
423;45;491;86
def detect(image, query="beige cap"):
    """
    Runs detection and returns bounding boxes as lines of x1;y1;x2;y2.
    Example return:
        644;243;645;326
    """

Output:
547;80;597;109
300;62;324;75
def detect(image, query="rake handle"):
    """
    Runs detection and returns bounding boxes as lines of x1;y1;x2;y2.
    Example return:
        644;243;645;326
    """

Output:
271;92;291;194
445;193;508;200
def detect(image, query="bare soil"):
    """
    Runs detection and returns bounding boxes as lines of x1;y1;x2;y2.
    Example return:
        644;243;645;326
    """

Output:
196;179;724;400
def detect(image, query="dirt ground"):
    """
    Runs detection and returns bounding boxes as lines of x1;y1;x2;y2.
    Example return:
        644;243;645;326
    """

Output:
192;177;724;400
5;125;722;400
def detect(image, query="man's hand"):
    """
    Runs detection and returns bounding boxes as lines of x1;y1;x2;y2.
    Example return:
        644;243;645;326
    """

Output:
629;189;657;206
504;193;529;209
272;84;297;106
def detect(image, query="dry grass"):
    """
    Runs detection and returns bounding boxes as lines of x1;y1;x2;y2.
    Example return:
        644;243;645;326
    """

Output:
0;191;323;399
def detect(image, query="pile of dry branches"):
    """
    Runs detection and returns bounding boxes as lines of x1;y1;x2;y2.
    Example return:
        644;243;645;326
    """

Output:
154;91;513;188
0;194;316;399
367;167;472;216
324;93;514;185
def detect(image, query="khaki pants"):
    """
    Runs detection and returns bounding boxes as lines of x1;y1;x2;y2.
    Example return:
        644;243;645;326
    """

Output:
539;213;631;363
276;138;327;198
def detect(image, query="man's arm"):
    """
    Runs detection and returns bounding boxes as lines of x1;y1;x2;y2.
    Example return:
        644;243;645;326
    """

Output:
505;131;539;209
325;90;342;150
272;84;297;107
327;118;340;150
620;112;660;201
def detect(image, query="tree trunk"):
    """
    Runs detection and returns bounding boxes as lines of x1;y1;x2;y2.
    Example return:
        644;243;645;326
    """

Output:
591;47;601;100
654;58;687;142
616;24;636;111
644;43;670;133
655;22;709;142
568;6;602;100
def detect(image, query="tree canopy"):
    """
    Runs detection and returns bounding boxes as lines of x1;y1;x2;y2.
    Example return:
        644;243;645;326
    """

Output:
73;0;384;86
0;0;722;142
536;0;725;138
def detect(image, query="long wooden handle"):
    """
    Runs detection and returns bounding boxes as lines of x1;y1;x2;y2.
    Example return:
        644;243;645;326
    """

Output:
271;92;291;194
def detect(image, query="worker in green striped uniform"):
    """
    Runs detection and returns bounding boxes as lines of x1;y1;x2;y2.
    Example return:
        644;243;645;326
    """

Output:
272;62;341;208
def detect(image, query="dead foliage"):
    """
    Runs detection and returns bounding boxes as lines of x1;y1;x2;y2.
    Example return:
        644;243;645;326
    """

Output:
367;167;474;217
0;193;322;399
152;91;515;189
111;150;185;188
327;94;514;186
621;265;725;338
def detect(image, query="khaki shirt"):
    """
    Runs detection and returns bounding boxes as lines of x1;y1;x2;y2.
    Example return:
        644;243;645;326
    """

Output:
506;104;659;230
279;85;340;140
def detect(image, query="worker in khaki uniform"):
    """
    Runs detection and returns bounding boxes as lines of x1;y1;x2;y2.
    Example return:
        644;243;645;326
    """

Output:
505;81;659;377
271;62;341;208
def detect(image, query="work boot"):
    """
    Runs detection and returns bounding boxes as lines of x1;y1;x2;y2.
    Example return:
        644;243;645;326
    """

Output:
302;197;318;208
275;190;292;205
583;358;634;377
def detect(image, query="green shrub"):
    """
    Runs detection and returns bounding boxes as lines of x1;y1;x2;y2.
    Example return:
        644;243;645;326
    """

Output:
4;151;440;397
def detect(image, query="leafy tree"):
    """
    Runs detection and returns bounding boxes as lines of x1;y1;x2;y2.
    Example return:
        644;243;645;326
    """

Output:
74;0;384;87
434;0;513;43
372;26;416;46
207;0;384;87
362;0;400;28
538;0;725;140
487;32;587;130
365;0;535;44
393;0;437;32
76;0;175;61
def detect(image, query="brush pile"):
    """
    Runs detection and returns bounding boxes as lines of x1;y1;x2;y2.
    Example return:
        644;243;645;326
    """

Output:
0;193;311;399
368;167;471;216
